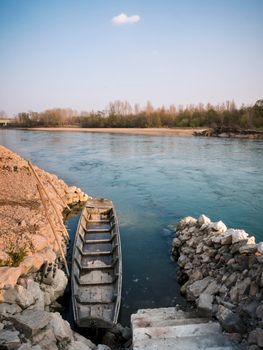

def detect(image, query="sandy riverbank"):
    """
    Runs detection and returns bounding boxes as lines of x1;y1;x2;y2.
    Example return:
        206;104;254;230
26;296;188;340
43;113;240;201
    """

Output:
21;127;205;136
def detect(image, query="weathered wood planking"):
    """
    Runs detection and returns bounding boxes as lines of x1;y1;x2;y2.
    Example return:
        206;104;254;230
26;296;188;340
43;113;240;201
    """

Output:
71;198;122;328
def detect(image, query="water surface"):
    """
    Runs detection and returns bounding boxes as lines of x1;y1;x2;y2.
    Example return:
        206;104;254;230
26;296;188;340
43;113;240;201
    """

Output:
1;129;263;324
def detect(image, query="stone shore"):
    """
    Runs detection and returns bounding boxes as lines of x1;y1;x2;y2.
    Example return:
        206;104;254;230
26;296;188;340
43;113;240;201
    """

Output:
0;146;115;350
171;215;263;349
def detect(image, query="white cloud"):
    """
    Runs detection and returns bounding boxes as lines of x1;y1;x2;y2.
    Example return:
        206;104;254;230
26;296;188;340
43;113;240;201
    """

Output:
112;13;140;25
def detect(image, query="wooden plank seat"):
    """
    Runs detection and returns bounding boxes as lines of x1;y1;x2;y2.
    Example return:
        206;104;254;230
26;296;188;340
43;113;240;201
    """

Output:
76;270;115;285
84;233;117;244
76;285;116;304
74;274;118;286
75;256;119;271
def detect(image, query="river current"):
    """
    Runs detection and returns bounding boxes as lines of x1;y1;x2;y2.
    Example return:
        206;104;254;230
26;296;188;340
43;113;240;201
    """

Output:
1;129;263;324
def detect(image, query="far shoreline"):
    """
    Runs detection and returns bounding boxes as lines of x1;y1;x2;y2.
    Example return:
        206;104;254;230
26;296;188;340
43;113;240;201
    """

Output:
17;127;206;137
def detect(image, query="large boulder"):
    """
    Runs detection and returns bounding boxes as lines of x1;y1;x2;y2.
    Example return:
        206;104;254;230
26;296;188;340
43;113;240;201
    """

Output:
0;329;21;350
49;312;72;344
11;310;50;338
26;280;44;310
0;303;22;316
197;293;213;317
186;277;214;301
216;305;245;333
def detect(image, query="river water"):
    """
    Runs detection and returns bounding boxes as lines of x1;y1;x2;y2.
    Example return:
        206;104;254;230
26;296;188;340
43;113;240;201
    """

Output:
1;129;263;324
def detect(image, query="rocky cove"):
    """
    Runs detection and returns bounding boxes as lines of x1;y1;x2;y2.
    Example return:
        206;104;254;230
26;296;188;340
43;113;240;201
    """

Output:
1;142;263;350
0;145;129;350
171;215;263;349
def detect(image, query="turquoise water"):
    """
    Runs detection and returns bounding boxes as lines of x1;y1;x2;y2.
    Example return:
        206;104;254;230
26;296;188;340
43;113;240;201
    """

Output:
1;129;263;323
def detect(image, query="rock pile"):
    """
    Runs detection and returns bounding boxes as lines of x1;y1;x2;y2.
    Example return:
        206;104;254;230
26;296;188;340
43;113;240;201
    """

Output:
0;266;100;350
171;215;263;349
194;127;263;139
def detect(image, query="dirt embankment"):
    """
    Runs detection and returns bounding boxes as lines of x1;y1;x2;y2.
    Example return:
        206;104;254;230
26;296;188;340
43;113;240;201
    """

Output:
0;145;88;288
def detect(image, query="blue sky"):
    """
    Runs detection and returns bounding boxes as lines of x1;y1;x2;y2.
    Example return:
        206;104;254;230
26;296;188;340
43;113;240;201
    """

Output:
0;0;263;115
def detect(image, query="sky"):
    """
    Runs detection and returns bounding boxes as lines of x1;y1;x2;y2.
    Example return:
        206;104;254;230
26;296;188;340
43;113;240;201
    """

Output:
0;0;263;116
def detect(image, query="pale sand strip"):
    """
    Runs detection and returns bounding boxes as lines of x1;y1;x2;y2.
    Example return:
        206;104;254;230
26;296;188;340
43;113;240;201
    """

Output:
21;127;206;136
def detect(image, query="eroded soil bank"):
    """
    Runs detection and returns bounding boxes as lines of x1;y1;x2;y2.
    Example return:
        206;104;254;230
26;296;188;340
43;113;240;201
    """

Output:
0;146;128;350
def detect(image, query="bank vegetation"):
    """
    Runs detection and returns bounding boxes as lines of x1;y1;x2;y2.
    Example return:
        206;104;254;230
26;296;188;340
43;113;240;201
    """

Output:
6;99;263;129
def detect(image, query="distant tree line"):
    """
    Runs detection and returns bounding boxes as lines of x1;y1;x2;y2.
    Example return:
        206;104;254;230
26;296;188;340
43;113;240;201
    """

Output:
12;99;263;129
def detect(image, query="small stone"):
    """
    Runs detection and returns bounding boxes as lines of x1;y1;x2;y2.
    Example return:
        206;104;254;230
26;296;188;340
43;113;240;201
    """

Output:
221;232;232;245
256;328;263;347
248;330;257;345
49;312;72;343
197;293;213;317
191;270;203;281
97;345;111;350
256;304;263;319
0;329;21;349
216;305;245;333
179;216;197;229
229;229;248;244
247;236;256;244
68;341;92;350
197;215;211;226
210;221;227;233
73;332;96;349
32;327;57;350
18;344;32;350
16;285;35;309
248;345;259;350
172;238;181;248
239;244;258;255
11;309;50;338
257;242;263;254
102;331;117;348
186;277;214;301
121;327;132;340
27;280;44;310
178;254;189;268
0;303;22;316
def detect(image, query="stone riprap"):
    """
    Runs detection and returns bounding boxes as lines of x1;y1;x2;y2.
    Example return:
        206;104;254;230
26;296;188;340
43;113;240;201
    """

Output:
0;146;97;349
0;146;131;350
171;215;263;349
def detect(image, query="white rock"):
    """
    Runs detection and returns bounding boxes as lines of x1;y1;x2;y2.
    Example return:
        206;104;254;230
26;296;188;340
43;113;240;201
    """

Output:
73;332;96;349
16;285;35;309
180;216;197;228
257;242;263;254
52;269;68;300
229;229;248;244
97;345;111;350
0;303;22;315
247;236;256;245
197;215;211;226
27;280;45;310
49;312;72;343
209;221;227;233
211;235;222;244
68;341;92;350
197;293;213;317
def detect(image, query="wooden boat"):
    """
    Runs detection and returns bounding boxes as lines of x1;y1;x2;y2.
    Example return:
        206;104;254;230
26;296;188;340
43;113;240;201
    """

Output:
71;198;122;328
